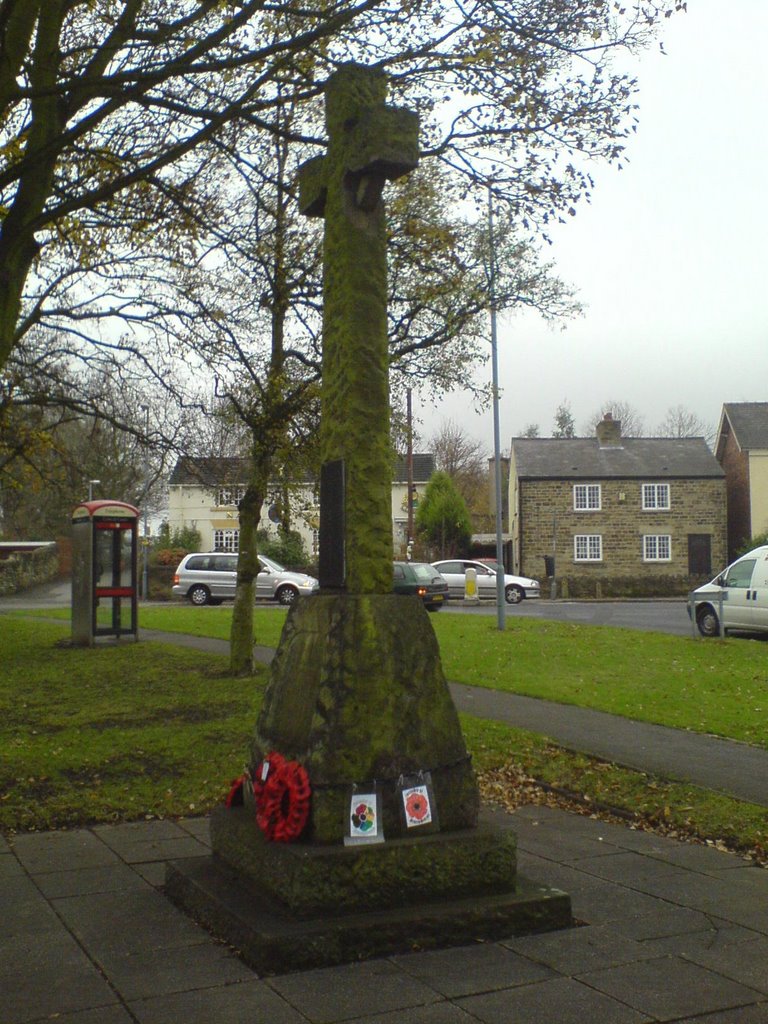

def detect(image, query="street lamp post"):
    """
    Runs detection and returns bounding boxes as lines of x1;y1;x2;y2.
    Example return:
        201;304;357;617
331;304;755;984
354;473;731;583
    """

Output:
488;186;506;631
88;479;100;501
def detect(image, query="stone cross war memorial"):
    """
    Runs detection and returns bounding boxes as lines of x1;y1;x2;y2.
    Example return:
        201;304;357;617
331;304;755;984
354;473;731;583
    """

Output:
166;63;571;974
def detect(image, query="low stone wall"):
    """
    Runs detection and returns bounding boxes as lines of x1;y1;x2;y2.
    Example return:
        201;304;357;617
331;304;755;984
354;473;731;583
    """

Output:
554;574;709;599
0;544;60;596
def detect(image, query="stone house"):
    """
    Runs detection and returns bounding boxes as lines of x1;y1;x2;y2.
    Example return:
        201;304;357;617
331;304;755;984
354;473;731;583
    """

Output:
714;402;768;560
166;454;435;560
509;414;727;597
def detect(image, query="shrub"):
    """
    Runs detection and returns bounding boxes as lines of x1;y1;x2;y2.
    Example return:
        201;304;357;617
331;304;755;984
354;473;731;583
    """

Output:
736;532;768;558
256;528;309;569
153;524;201;565
154;547;189;567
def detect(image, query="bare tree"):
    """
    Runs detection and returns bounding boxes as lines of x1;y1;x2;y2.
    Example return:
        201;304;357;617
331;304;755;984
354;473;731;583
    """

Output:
0;0;684;377
656;405;715;445
430;418;488;507
584;401;645;438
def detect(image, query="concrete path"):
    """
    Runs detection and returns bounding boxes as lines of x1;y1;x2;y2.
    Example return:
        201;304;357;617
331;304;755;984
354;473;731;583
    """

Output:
449;684;768;809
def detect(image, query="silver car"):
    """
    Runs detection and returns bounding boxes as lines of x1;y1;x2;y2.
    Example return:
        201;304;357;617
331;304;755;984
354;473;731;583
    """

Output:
431;559;540;604
172;552;319;606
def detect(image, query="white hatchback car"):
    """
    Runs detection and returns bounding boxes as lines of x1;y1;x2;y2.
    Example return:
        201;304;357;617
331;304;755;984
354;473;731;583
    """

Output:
688;544;768;637
172;552;319;606
431;559;540;604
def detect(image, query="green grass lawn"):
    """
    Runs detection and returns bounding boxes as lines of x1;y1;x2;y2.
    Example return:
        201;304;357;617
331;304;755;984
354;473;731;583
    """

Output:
1;609;766;861
433;615;768;748
28;603;767;747
0;617;265;831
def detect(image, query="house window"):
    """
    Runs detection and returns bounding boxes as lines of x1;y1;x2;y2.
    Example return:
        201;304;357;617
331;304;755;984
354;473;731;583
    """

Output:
643;535;671;562
573;484;601;511
574;535;602;561
642;483;670;510
213;529;239;552
217;486;245;507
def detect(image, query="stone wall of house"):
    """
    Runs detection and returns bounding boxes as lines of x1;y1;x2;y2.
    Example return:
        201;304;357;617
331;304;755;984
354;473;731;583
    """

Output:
718;428;751;559
519;477;727;596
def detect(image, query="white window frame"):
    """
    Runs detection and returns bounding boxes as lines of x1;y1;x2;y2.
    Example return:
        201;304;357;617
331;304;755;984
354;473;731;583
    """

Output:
213;528;240;552
574;534;602;561
217;486;245;507
573;483;601;511
642;483;670;510
643;535;671;562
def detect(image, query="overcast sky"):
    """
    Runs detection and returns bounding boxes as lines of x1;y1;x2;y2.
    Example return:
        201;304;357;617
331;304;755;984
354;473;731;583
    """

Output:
416;0;768;449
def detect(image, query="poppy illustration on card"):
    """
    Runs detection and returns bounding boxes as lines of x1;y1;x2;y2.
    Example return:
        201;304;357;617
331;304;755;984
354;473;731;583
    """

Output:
402;784;432;827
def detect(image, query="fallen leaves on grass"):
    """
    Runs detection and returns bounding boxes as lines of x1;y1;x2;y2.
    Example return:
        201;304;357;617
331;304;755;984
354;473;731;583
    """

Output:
477;763;767;868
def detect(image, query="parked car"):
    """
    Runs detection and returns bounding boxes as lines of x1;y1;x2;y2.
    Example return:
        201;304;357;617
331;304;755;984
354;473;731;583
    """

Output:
172;552;319;606
432;558;540;604
688;545;768;637
393;561;449;610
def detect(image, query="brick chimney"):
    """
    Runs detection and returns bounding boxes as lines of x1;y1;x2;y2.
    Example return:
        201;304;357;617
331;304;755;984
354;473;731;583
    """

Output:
596;412;622;447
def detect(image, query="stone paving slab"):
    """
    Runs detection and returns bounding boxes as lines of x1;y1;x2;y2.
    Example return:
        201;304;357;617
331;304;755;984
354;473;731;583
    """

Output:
54;888;209;958
94;942;254;1001
390;942;555;998
92;818;211;863
502;921;660;974
11;827;119;873
128;979;308;1024
33;859;150;898
456;975;653;1023
268;958;443;1023
1;929;121;1022
576;954;766;1020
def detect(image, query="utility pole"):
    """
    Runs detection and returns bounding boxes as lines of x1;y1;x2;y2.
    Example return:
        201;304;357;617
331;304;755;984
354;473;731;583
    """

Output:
406;388;414;560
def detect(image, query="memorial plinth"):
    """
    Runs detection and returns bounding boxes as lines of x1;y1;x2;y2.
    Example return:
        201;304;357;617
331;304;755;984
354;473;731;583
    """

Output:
166;594;572;973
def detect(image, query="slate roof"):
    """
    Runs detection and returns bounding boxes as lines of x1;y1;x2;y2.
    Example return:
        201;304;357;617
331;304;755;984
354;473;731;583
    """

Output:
168;454;436;486
718;403;768;454
512;437;723;480
168;457;251;486
394;453;435;482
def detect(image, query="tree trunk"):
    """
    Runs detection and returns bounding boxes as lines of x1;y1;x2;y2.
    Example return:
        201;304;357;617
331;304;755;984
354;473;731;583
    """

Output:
229;473;265;676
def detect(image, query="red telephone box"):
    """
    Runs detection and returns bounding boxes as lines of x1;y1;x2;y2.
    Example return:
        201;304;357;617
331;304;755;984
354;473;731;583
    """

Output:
71;500;139;645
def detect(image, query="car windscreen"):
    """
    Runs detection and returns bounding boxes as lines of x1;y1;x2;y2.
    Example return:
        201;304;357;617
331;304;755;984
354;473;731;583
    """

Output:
259;555;285;573
410;563;438;581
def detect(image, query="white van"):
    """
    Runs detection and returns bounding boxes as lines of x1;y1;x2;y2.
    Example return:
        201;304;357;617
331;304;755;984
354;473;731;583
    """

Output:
688;545;768;637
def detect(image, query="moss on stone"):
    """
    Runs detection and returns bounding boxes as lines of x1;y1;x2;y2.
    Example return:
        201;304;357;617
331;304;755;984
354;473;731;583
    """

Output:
252;594;479;843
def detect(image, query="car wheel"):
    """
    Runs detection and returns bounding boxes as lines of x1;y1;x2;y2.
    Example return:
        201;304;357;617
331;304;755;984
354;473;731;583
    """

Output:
696;604;720;637
426;604;441;612
276;585;299;606
505;584;524;604
188;584;210;606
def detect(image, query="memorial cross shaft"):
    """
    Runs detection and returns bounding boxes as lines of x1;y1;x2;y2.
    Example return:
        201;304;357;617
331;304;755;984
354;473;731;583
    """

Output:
299;63;419;593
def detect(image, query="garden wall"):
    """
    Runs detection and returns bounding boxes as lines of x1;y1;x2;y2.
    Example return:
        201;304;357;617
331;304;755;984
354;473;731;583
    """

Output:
0;543;60;596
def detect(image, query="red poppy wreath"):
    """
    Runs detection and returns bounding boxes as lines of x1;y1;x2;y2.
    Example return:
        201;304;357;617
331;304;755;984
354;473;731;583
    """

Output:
252;752;311;843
